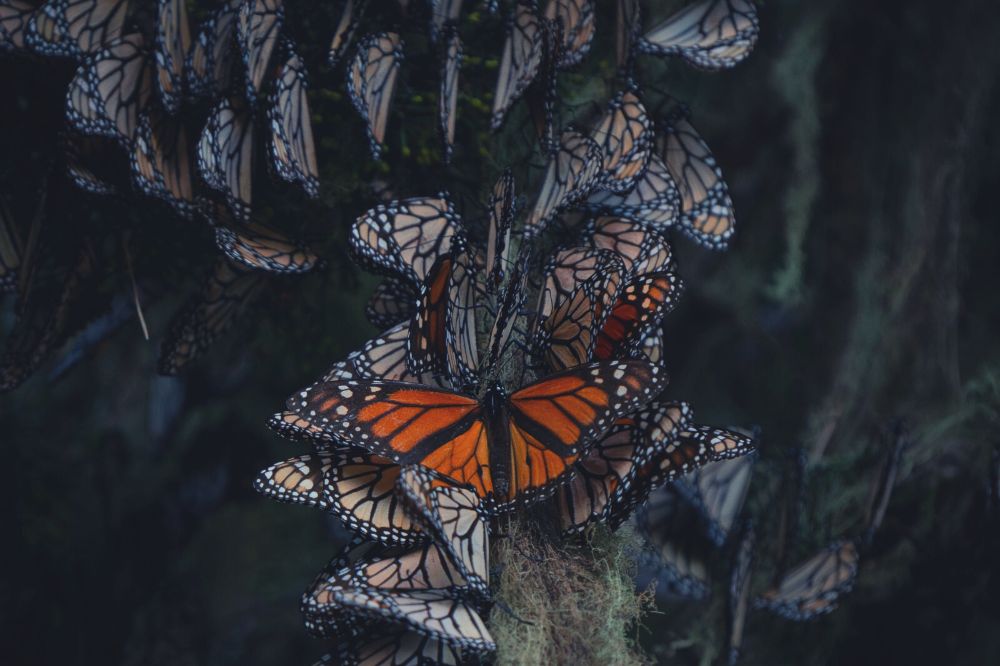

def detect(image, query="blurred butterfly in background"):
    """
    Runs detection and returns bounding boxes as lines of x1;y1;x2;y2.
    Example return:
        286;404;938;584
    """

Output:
754;540;859;621
157;257;265;375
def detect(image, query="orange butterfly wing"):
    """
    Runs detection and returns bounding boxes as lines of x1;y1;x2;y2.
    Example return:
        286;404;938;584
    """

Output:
504;360;667;503
290;381;494;499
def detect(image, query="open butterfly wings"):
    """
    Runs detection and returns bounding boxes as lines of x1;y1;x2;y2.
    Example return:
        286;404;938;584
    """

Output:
289;360;667;512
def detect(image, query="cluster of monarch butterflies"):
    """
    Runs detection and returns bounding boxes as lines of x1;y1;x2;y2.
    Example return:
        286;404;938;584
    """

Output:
253;137;766;660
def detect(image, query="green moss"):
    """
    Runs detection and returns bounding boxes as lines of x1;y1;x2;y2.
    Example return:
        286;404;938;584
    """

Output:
489;518;654;666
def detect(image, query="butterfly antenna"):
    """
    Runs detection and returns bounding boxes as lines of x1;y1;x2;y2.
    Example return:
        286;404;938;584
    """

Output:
121;234;150;341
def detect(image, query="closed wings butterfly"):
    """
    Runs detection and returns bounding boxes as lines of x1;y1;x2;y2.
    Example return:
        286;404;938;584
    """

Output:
237;0;283;104
186;0;240;98
491;0;542;129
660;113;736;249
640;0;759;71
154;0;191;112
290;360;667;512
348;31;403;159
268;41;319;198
26;0;130;58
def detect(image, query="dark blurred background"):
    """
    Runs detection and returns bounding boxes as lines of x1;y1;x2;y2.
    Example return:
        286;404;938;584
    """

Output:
3;0;1000;664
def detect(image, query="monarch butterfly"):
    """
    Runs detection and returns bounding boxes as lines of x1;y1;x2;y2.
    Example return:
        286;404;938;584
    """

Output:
350;196;462;286
754;540;859;621
551;417;641;532
674;451;755;546
0;200;24;293
289;359;666;513
365;277;417;330
397;465;490;597
214;221;319;274
64;133;124;195
542;0;594;69
536;247;620;323
130;107;197;217
408;248;482;387
153;0;191;113
348;32;403;159
65;33;154;146
727;522;754;666
0;0;34;53
523;14;561;153
585;152;681;226
592;271;683;361
615;0;640;76
639;0;759;71
237;0;283;104
328;0;366;68
491;1;542;130
196;96;254;221
186;0;240;98
533;250;623;372
588;217;675;281
316;627;463;666
524;128;603;233
301;537;382;638
482;251;528;374
26;0;130;58
303;532;492;646
253;453;334;508
267;41;320;198
659;113;736;249
321;588;495;652
485;169;515;291
439;26;461;164
590;90;653;193
157;257;264;375
429;0;462;43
